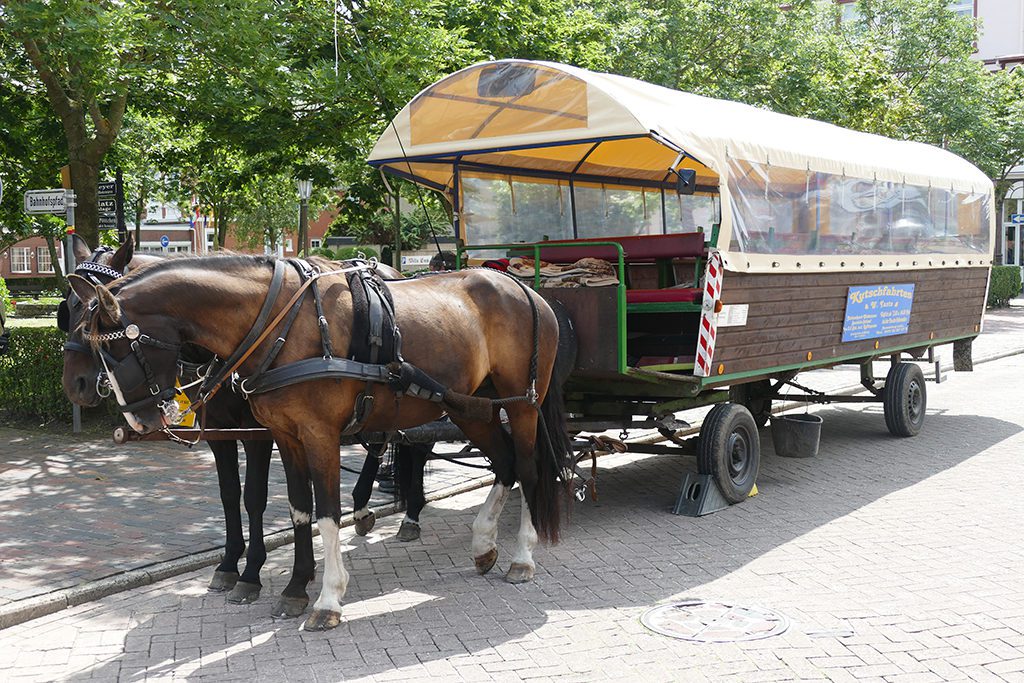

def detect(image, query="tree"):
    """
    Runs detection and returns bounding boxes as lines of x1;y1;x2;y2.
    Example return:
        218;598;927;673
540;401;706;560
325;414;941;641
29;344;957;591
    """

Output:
105;111;176;247
0;0;303;248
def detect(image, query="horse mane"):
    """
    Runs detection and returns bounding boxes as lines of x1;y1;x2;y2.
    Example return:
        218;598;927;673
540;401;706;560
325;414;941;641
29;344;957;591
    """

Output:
108;254;277;294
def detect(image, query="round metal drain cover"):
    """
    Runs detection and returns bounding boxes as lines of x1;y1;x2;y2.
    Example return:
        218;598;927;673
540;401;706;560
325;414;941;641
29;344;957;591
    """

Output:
641;599;789;643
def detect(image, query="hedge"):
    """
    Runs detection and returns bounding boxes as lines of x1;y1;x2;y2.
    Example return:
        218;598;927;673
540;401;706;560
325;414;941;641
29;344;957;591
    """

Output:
0;326;72;422
0;277;11;315
987;265;1022;308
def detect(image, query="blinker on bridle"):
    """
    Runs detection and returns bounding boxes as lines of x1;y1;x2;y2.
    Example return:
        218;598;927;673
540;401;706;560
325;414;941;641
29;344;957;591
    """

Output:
83;302;183;417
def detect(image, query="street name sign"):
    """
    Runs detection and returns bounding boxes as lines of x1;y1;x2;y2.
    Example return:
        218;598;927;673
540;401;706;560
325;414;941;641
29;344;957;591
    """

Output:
24;189;67;214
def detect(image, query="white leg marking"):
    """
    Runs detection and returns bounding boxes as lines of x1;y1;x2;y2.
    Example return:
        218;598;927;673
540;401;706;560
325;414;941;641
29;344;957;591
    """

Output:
313;518;349;614
471;483;510;557
353;506;371;521
289;503;311;526
511;488;538;568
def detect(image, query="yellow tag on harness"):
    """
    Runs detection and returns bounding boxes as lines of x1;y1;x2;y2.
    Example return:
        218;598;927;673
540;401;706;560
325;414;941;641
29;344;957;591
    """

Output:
174;379;196;427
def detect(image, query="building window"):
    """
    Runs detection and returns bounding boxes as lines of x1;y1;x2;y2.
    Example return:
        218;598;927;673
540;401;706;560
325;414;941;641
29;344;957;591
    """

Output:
36;247;54;273
310;239;322;249
286;239;293;252
949;1;973;17
11;247;32;273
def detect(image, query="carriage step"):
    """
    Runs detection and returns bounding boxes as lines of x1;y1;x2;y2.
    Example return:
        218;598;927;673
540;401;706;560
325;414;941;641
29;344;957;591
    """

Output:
672;473;730;517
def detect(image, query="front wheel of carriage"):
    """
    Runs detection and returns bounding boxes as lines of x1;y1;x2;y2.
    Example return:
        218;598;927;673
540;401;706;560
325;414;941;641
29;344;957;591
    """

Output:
698;403;760;504
883;362;926;437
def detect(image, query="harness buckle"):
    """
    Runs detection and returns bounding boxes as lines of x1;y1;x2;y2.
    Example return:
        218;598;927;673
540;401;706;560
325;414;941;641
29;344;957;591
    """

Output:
526;380;539;405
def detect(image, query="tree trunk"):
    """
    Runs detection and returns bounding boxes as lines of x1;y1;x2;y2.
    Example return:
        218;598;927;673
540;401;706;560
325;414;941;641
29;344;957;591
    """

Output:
43;233;66;289
215;204;228;249
68;157;100;248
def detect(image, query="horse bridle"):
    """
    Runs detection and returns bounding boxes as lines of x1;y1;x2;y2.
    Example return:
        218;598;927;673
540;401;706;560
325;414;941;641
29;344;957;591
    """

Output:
62;247;186;421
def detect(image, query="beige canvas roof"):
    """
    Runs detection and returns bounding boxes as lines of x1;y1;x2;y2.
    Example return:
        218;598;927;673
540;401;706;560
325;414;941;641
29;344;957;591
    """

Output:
369;60;995;272
370;59;990;192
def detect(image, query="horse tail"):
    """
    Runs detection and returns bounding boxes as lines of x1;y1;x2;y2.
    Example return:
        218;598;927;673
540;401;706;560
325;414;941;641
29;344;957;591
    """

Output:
529;301;577;544
394;443;414;507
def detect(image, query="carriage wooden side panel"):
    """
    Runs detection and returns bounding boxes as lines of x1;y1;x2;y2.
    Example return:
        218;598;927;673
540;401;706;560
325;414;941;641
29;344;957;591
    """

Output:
709;267;989;383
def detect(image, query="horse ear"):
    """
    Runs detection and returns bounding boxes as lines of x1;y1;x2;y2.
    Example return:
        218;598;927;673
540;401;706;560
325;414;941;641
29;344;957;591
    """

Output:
110;237;134;274
72;235;92;263
95;284;121;325
67;274;97;304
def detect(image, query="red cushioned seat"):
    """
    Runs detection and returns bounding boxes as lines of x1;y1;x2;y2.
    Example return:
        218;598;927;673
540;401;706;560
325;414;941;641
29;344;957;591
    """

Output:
626;288;702;304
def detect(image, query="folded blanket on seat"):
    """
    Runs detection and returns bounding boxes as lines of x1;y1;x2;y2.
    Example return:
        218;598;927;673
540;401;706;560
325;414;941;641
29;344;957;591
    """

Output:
507;256;619;288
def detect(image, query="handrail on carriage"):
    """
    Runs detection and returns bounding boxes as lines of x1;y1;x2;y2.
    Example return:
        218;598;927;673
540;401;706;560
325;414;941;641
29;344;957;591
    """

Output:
457;241;629;374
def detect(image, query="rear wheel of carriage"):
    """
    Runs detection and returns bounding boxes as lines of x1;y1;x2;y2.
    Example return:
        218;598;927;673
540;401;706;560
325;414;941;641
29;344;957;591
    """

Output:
729;379;773;428
883;362;926;437
698;403;760;504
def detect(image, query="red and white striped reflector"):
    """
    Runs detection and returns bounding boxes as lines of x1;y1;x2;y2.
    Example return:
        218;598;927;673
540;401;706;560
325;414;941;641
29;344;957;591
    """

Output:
694;251;724;377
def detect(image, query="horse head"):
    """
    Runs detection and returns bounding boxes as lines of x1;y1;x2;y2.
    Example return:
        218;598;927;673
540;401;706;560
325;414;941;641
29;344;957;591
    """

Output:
61;236;164;408
65;271;185;434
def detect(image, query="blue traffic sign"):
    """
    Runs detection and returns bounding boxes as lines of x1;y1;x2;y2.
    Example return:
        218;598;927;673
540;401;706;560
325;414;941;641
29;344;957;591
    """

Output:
1011;214;1024;224
160;235;170;247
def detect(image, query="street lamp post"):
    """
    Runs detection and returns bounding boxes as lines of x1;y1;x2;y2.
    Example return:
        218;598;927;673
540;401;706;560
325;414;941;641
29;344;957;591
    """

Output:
296;178;313;256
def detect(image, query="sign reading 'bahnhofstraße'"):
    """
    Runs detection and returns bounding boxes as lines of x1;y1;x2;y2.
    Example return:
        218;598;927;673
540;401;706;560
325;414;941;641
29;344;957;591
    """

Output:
841;284;915;343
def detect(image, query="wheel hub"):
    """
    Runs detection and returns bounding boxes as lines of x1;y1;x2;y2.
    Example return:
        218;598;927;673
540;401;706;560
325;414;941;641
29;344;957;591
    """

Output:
907;380;922;421
727;430;749;481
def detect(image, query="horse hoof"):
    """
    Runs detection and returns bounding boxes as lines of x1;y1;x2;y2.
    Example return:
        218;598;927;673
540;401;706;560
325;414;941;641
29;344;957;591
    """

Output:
208;570;239;592
505;562;535;584
396;520;421;542
474;548;498;575
354;511;376;536
226;581;262;604
271;595;309;619
303;609;342;631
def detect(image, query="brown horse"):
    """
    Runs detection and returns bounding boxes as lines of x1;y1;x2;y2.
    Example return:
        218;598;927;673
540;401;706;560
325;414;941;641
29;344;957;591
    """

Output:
64;255;571;631
60;239;431;605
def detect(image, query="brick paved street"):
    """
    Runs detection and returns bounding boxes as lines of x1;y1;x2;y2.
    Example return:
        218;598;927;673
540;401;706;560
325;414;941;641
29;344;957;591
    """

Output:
2;334;1024;680
0;434;482;608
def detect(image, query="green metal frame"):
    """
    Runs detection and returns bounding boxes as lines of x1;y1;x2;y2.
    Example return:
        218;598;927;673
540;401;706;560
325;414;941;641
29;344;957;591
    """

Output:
457;241;630;373
701;333;978;389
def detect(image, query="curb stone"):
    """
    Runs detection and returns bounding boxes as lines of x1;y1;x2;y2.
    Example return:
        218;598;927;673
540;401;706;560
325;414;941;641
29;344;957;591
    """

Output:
2;343;1021;630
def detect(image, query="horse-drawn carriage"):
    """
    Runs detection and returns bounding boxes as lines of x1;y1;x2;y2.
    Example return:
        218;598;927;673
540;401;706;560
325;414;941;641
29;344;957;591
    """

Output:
61;60;994;631
368;59;995;505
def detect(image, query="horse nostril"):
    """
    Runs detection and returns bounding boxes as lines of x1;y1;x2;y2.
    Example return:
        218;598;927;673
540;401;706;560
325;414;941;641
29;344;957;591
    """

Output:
76;376;87;395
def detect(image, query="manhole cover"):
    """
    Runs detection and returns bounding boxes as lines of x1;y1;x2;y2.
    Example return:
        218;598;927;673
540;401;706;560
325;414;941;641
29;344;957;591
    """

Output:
641;599;789;643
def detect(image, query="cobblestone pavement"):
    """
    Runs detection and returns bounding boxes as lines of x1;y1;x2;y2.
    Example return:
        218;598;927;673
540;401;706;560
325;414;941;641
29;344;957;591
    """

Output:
0;434;479;608
2;344;1024;681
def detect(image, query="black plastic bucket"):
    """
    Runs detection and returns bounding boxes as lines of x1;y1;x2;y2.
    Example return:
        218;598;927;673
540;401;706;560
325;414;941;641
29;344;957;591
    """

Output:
770;413;823;458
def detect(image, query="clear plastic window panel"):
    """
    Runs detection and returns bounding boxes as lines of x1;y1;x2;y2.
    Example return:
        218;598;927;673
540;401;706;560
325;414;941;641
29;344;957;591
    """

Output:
460;175;573;256
573;184;661;239
666;194;720;234
727;157;990;256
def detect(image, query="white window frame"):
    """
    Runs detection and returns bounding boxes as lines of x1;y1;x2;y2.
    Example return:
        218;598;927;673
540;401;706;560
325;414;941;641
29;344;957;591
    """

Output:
310;238;322;249
36;247;54;273
949;0;973;17
11;247;32;273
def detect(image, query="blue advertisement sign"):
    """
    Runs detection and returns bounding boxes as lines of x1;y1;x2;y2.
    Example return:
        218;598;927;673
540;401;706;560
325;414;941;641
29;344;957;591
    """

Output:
841;284;915;343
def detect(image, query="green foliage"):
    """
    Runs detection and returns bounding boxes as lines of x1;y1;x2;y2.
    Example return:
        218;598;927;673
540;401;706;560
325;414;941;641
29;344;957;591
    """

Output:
0;277;11;316
987;266;1022;308
0;326;69;422
310;247;337;259
335;246;378;261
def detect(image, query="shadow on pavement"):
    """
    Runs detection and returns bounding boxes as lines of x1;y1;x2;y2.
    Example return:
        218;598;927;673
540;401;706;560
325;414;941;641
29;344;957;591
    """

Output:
62;407;1021;681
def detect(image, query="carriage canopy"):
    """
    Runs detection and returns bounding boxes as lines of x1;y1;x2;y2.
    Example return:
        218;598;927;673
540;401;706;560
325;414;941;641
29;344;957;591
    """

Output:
369;60;995;273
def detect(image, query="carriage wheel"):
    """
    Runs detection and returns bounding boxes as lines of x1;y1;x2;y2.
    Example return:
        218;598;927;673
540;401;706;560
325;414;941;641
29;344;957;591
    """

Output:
697;403;760;504
729;379;773;428
883;362;926;437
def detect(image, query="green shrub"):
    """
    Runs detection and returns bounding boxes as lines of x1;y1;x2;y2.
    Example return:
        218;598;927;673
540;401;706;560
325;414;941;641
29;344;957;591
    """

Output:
335;246;378;261
0;326;71;422
310;246;336;259
0;277;11;316
987;265;1021;308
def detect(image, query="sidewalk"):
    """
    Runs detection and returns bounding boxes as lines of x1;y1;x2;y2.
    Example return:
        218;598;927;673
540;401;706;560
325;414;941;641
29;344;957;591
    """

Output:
2;305;1023;630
